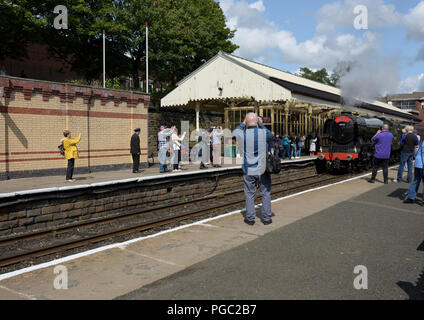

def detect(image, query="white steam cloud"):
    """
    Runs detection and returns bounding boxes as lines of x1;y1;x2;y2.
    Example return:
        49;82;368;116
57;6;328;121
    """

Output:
339;56;400;104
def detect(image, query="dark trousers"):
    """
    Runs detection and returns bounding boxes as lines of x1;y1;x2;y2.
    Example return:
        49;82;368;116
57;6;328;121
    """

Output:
132;153;140;172
371;157;389;182
66;158;75;180
282;146;290;160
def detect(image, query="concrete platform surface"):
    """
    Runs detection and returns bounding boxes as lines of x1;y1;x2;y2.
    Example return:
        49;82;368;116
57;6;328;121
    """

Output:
0;156;315;195
0;167;422;299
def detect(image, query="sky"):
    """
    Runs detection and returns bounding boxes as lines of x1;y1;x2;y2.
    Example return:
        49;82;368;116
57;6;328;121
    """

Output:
217;0;424;95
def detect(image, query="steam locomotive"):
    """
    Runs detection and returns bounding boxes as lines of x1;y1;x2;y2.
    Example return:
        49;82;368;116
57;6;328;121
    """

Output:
316;113;404;173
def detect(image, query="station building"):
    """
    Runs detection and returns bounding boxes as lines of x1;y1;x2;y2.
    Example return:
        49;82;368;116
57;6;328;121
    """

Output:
161;52;416;135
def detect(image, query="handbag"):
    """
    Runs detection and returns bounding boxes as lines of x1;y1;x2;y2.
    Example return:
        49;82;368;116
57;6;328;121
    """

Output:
266;148;281;174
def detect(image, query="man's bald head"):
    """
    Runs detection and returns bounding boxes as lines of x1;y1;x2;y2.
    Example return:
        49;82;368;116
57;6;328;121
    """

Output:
382;124;390;131
245;112;258;127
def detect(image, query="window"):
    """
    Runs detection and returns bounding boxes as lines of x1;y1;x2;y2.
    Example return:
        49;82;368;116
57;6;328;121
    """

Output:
393;100;417;110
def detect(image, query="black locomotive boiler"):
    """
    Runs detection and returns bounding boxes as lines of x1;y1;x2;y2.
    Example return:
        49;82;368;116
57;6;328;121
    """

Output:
316;113;404;173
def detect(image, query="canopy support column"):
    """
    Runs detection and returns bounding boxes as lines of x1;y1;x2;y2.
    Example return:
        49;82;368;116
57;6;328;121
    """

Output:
195;102;200;131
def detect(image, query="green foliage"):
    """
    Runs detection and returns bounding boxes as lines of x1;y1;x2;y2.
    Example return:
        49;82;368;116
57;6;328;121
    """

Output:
298;62;354;88
298;67;337;87
105;77;121;90
0;0;47;61
0;0;238;95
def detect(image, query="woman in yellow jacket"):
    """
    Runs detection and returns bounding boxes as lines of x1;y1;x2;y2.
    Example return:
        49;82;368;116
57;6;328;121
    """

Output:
62;130;81;182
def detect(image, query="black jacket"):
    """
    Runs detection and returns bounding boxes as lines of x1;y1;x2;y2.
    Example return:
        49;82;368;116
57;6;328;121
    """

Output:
401;133;418;154
130;133;141;154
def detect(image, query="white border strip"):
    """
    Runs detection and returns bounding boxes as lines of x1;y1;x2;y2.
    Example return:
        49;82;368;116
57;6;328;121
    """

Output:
0;157;317;198
0;167;383;281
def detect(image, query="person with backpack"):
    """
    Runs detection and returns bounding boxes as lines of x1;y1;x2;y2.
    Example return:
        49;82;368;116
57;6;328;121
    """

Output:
233;113;273;226
282;135;290;160
62;130;81;182
394;126;418;183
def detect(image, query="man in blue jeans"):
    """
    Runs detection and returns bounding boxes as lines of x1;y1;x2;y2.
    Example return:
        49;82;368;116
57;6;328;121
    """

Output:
394;126;418;183
404;139;424;205
233;113;273;226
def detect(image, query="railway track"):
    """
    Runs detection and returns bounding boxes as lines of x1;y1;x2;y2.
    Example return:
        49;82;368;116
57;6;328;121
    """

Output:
0;171;367;271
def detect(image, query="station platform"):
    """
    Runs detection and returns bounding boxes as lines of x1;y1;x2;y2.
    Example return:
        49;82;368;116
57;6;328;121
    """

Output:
0;166;423;300
0;156;315;195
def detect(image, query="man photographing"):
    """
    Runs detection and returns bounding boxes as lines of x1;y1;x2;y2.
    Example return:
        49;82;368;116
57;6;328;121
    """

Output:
368;124;394;184
233;113;273;226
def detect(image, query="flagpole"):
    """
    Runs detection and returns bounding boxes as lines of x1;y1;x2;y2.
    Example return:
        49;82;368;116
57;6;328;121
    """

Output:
102;29;105;88
146;22;149;94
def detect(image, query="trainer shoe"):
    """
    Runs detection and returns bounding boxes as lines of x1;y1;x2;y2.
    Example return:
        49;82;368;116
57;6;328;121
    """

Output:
393;179;399;183
403;198;414;204
261;219;273;225
368;179;375;183
243;219;255;226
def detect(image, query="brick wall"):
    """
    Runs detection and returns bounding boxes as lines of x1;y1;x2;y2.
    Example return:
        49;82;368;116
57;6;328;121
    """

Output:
0;161;317;239
0;76;149;180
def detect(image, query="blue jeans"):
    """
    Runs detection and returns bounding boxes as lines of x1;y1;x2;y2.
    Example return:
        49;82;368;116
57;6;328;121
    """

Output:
282;146;290;159
291;145;297;158
407;167;424;201
398;152;414;182
243;173;272;222
159;147;169;173
296;146;302;157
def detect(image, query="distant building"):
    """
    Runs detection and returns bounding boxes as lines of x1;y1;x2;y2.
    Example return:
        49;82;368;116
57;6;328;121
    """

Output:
0;43;161;94
382;92;424;135
0;43;79;83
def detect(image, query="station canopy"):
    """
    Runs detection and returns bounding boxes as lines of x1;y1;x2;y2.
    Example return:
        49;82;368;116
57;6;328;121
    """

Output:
161;52;418;122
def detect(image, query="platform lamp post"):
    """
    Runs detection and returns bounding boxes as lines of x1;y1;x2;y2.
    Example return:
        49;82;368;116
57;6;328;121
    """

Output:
146;22;149;94
102;29;106;88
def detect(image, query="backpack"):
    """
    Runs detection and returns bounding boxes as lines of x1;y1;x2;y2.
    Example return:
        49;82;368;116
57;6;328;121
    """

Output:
266;149;281;174
58;143;65;156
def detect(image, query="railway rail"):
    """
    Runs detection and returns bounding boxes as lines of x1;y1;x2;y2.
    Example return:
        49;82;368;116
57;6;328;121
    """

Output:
0;170;369;272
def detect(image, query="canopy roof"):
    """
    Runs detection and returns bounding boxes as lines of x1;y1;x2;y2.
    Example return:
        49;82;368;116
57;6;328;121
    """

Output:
161;52;418;122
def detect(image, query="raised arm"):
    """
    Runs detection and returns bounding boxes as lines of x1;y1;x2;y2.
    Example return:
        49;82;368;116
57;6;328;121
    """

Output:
68;136;81;145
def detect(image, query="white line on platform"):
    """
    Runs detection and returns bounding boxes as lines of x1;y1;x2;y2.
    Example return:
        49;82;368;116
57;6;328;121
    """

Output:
0;167;391;282
120;248;184;267
0;157;316;198
0;284;36;300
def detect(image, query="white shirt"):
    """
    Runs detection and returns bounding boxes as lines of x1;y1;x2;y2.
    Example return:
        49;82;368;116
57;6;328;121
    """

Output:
171;132;186;151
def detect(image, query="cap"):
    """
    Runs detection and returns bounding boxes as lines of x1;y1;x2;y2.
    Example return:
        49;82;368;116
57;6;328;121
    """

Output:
134;128;141;132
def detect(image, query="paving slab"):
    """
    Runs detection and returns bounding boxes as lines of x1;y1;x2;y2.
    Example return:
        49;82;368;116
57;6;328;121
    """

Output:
118;177;424;300
0;157;316;194
0;167;409;300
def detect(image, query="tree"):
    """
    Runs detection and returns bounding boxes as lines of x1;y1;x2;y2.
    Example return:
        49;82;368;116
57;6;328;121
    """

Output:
37;0;130;81
115;0;238;87
0;1;46;61
0;0;238;97
298;62;355;88
298;67;337;87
